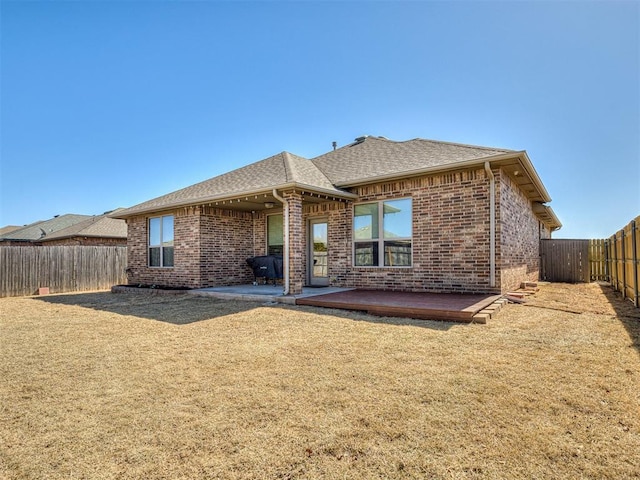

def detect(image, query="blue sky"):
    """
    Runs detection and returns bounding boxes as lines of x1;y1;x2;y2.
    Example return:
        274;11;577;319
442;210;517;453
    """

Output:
1;0;638;239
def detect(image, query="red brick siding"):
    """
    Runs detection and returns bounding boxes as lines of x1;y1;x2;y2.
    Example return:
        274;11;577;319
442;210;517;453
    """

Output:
495;171;544;291
297;170;495;294
284;191;305;294
198;207;254;287
125;168;549;293
253;213;267;257
126;207;254;288
336;170;494;293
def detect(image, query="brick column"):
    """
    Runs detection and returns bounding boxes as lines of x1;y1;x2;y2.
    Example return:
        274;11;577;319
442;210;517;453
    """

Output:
284;191;304;295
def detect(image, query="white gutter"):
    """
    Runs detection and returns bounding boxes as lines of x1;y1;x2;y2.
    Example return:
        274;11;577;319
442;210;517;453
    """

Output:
484;162;496;289
272;189;289;295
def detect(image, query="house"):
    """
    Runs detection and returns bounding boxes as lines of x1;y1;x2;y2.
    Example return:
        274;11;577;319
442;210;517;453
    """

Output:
37;211;127;246
0;212;127;246
111;135;561;295
0;214;93;246
0;226;22;237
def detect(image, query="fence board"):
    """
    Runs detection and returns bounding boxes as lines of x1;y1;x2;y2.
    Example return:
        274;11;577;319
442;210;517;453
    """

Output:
540;239;590;283
603;216;639;307
589;239;607;281
0;246;127;297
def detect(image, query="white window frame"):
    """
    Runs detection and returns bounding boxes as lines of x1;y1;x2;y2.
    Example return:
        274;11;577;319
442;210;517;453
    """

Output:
353;198;413;268
148;215;174;268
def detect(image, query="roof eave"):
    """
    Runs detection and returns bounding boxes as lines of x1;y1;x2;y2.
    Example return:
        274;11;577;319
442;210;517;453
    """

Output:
110;183;357;219
533;203;562;231
335;151;553;203
39;234;127;242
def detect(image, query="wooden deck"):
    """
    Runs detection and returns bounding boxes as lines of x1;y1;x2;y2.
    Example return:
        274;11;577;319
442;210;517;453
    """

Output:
296;289;502;322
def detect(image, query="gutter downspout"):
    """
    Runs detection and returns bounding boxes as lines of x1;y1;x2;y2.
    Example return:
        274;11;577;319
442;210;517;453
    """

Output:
272;189;289;295
484;162;496;289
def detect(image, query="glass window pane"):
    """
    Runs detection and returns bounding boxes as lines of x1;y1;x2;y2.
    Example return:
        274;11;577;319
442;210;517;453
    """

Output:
354;241;379;266
267;214;283;249
162;216;174;245
383;199;412;239
149;218;161;246
163;247;174;267
384;240;412;266
149;247;161;267
354;203;379;240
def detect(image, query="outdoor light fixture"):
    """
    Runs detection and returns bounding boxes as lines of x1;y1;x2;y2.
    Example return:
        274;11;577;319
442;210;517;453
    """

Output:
264;202;275;209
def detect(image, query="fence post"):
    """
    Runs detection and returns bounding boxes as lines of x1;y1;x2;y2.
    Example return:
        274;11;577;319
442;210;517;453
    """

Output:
612;234;617;291
604;239;609;282
632;220;638;307
621;229;627;300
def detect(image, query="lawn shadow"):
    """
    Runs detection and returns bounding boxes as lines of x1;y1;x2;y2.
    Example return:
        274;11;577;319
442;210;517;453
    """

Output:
33;291;458;330
34;291;265;325
595;282;640;355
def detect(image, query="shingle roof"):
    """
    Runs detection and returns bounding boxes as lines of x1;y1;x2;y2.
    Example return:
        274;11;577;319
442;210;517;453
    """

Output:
113;136;529;219
115;151;348;217
0;226;21;236
311;136;514;185
39;213;127;242
0;214;92;241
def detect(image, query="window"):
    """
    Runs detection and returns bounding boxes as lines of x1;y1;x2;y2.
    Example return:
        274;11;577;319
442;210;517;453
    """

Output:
267;214;283;256
354;198;412;266
149;215;174;267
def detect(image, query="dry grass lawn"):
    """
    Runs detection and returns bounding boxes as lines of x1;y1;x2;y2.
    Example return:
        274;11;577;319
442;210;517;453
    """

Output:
1;282;639;479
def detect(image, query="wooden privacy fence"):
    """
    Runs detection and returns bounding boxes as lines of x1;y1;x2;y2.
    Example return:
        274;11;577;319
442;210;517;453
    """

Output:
540;216;639;308
0;246;127;297
540;239;590;283
603;216;639;307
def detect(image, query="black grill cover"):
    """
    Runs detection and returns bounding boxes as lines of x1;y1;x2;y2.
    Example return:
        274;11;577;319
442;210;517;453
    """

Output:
246;255;283;281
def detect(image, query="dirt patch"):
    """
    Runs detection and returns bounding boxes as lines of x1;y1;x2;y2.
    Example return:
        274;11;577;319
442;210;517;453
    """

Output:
1;283;639;479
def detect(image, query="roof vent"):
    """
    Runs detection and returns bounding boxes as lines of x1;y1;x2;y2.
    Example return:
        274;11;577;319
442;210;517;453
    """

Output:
354;135;369;144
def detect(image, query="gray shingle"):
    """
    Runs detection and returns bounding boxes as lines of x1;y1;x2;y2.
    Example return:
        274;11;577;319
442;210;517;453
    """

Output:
114;136;518;217
311;136;513;185
39;214;127;241
0;214;92;241
116;151;348;216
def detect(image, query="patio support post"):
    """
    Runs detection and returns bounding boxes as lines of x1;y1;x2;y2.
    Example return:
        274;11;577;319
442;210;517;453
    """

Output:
272;189;290;295
283;191;304;295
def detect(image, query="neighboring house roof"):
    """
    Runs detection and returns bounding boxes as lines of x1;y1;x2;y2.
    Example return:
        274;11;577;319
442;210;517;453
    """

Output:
112;136;556;223
0;226;21;236
0;214;92;242
38;212;127;242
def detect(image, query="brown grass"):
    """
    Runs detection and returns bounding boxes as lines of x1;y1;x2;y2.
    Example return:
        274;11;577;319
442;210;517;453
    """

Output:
1;283;639;479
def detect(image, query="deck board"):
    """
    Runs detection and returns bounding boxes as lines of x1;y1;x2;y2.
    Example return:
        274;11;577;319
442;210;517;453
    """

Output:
296;289;501;322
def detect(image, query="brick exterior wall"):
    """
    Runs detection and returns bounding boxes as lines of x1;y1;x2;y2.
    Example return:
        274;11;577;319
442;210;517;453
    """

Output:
126;206;254;288
323;169;496;293
495;171;549;292
284;191;305;295
124;167;551;293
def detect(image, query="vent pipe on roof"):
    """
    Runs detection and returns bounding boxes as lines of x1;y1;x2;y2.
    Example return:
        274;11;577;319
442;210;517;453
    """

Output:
332;141;337;151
